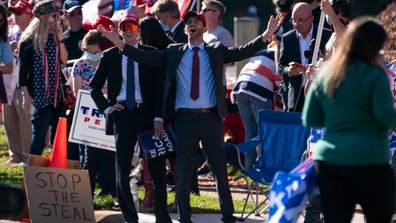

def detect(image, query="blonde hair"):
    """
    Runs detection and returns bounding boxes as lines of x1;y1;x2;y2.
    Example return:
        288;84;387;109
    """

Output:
19;14;58;52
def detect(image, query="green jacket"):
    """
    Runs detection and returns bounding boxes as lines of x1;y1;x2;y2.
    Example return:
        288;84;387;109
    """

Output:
302;62;396;166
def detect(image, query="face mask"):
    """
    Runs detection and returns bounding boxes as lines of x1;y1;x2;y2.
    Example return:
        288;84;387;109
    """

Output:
48;19;57;33
159;14;169;32
326;15;332;26
86;52;103;61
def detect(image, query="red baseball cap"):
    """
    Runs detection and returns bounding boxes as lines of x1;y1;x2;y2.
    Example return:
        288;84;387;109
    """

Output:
146;0;157;8
135;0;146;7
183;11;206;27
118;12;139;27
83;15;115;31
8;0;34;18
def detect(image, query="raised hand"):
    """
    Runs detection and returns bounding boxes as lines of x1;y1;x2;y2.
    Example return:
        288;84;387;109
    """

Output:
97;24;118;43
97;24;125;50
266;12;284;34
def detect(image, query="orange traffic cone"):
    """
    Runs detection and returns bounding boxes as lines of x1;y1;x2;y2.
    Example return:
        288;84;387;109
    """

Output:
48;117;68;169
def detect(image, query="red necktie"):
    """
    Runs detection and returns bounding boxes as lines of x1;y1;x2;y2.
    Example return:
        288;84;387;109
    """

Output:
191;47;200;100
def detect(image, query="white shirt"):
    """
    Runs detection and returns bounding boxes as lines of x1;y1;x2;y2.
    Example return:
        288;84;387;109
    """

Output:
116;42;142;102
297;24;313;87
175;41;216;110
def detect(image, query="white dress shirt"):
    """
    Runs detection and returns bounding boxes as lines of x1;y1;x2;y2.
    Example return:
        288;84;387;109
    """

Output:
104;42;163;122
298;24;313;87
175;41;216;110
116;42;142;102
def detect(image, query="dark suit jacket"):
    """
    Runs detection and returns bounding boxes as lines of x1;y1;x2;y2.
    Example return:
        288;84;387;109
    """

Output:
169;21;188;43
89;45;164;135
278;25;332;109
120;36;267;120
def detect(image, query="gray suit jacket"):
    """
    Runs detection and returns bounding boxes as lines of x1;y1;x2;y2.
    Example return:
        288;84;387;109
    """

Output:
121;36;266;120
278;24;332;109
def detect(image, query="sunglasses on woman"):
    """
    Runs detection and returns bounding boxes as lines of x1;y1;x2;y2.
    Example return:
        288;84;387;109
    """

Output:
67;9;82;17
120;22;138;32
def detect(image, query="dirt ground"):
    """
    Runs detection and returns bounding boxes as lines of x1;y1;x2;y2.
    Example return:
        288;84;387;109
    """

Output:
196;175;268;202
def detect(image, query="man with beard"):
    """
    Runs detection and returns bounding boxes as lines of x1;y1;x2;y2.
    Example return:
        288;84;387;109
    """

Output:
98;10;283;223
90;12;171;223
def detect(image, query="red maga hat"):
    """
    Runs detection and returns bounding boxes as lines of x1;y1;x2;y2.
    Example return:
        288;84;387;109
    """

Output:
118;12;140;27
83;15;115;31
136;0;146;7
8;0;34;17
183;10;206;27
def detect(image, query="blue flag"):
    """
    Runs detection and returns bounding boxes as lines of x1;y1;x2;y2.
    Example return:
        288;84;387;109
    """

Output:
265;158;316;223
113;0;134;12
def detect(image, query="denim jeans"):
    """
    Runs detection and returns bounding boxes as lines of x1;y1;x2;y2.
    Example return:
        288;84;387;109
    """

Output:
29;103;66;156
234;93;272;170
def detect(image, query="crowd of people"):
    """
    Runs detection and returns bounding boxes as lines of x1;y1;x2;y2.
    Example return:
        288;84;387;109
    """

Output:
1;0;396;222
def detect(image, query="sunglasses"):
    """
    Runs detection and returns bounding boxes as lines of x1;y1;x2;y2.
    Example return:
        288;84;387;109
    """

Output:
13;11;26;16
201;8;217;13
120;23;138;32
67;9;82;17
50;14;58;19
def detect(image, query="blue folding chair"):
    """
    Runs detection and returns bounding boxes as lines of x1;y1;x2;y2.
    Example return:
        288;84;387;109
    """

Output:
227;110;311;221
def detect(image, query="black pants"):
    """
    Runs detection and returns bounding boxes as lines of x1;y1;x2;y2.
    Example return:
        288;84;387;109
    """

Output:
66;109;81;161
83;146;116;198
175;111;235;223
114;107;171;223
315;161;395;223
288;88;305;113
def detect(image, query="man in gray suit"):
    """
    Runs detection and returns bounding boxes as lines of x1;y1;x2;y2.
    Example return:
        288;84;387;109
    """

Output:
98;11;283;223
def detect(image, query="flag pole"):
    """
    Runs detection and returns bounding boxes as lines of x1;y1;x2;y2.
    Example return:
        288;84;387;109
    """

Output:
312;11;325;65
196;0;200;13
189;0;196;11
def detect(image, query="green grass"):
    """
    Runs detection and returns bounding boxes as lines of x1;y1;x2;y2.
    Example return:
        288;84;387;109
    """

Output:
0;125;261;213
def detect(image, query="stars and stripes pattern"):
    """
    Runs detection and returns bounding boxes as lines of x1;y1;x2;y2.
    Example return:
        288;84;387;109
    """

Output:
383;60;396;153
33;35;61;108
231;47;282;110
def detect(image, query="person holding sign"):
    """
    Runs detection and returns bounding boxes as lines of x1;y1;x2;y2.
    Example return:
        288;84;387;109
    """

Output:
70;29;118;205
97;10;283;223
89;12;171;223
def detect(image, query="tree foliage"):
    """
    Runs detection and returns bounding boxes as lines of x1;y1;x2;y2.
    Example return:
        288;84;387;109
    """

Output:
377;2;396;61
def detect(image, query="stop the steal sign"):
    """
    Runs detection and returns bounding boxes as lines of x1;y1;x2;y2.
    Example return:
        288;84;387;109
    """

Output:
23;166;95;223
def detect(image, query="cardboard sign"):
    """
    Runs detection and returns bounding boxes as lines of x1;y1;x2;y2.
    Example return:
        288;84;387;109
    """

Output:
137;125;177;159
69;89;115;151
23;166;95;223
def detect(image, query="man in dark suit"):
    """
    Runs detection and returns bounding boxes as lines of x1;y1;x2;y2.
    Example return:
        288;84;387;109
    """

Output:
151;0;187;43
98;11;283;223
278;2;332;113
89;12;171;223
